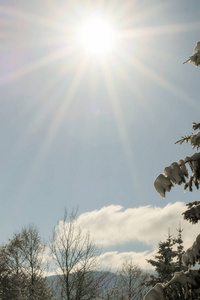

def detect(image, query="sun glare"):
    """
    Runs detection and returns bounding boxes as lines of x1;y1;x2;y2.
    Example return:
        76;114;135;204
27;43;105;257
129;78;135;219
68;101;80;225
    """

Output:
79;16;114;56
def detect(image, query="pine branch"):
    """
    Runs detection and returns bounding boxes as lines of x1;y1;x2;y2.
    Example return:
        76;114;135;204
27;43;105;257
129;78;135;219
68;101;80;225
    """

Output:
182;201;200;224
192;122;200;131
175;135;192;145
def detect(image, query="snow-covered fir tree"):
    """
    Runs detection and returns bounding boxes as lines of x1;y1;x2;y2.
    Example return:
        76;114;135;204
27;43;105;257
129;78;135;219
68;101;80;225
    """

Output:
174;223;185;272
146;229;185;287
144;120;200;300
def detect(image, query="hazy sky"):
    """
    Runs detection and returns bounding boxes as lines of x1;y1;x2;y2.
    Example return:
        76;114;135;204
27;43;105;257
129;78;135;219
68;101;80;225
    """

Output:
1;0;200;271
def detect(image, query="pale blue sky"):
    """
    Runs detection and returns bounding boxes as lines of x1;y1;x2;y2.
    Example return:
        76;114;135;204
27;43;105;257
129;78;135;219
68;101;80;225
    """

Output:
1;0;200;269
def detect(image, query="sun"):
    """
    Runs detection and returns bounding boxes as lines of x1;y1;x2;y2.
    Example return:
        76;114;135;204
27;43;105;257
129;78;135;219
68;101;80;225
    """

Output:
79;15;115;56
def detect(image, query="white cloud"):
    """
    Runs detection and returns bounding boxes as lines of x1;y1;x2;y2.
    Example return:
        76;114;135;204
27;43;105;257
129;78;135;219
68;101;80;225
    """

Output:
98;251;156;272
76;202;199;250
53;202;200;272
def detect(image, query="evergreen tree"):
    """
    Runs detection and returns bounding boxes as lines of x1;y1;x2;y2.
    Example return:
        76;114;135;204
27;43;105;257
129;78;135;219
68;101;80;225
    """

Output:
144;42;200;300
147;230;180;286
174;223;185;272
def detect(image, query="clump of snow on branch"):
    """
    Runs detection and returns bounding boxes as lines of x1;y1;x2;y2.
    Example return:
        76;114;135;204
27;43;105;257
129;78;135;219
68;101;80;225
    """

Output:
182;233;200;267
144;283;165;300
165;269;200;299
154;153;200;197
183;41;200;66
154;122;200;198
145;269;200;300
154;160;187;198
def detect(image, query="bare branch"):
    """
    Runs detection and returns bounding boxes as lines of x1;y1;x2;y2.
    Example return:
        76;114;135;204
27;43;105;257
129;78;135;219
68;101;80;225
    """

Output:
50;209;104;300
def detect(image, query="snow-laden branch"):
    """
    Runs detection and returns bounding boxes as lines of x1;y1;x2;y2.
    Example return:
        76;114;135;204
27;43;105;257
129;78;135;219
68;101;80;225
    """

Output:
154;123;200;197
183;41;200;66
183;201;200;224
175;122;200;149
182;234;200;267
144;233;200;300
154;153;200;197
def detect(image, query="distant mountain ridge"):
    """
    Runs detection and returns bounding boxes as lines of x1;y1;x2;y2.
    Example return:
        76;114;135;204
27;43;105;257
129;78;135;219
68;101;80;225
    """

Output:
46;271;116;299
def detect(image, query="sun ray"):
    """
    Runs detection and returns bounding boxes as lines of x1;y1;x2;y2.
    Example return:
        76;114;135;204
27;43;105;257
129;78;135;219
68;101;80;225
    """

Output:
40;59;89;154
16;56;90;203
117;22;200;40
120;51;200;111
100;63;139;191
0;4;66;31
0;48;74;86
22;56;89;180
16;69;70;150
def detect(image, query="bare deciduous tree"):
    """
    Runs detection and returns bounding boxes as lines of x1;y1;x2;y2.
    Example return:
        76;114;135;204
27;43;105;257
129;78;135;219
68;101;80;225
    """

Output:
0;244;21;299
50;209;107;300
117;260;149;300
100;261;149;300
0;225;54;300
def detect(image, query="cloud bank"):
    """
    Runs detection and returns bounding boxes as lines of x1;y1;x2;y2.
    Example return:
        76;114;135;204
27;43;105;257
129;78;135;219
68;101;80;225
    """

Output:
76;202;198;249
55;202;200;271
